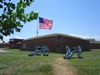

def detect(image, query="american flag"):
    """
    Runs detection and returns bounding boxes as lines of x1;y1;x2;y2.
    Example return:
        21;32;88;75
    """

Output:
39;17;53;30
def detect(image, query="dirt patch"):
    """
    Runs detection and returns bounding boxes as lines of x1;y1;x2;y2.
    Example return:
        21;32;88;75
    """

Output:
53;58;77;75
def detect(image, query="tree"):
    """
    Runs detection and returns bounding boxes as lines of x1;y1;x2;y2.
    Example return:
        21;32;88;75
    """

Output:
0;0;38;40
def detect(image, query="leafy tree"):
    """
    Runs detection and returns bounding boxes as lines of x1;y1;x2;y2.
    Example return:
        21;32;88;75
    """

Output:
0;0;38;40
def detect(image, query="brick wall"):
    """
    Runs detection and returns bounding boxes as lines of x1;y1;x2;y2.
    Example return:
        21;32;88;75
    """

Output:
9;39;24;49
21;35;90;53
0;43;9;48
90;43;100;49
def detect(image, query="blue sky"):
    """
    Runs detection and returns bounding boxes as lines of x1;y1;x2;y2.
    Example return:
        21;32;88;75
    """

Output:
1;0;100;42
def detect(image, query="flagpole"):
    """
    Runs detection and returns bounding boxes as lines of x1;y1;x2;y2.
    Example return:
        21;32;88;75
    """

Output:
36;24;39;37
37;26;38;37
36;17;39;37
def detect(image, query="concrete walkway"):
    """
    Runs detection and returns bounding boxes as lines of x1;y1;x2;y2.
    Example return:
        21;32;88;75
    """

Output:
0;48;8;52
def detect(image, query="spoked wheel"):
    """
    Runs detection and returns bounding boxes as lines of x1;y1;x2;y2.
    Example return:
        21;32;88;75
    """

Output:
42;45;49;56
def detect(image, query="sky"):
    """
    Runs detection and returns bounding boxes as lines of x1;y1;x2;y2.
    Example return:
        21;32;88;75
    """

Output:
1;0;100;42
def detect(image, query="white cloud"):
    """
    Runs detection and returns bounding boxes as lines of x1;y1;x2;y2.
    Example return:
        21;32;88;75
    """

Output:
2;36;25;43
2;36;10;43
0;40;2;43
14;36;24;39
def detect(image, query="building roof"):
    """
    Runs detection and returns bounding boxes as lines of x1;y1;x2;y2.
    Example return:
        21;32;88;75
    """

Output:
86;39;95;43
9;38;24;40
26;33;88;41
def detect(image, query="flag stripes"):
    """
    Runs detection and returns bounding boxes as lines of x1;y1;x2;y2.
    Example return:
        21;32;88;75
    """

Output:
39;17;53;30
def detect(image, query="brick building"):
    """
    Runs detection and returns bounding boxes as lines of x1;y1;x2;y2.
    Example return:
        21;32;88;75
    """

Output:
0;43;9;48
21;33;90;53
86;39;100;49
89;43;100;49
9;38;24;49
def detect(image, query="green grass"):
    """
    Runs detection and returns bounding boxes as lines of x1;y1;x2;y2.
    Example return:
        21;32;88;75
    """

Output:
0;49;63;75
68;49;100;75
0;48;100;75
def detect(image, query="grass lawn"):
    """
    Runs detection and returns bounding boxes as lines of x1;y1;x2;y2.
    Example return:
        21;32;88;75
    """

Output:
68;49;100;75
0;48;100;75
0;49;63;75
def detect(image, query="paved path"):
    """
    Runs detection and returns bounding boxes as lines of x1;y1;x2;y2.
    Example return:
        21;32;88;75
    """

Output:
0;48;8;52
53;58;77;75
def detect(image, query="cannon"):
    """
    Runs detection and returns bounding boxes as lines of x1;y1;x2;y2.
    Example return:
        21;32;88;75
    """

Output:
42;45;49;56
28;45;49;56
64;45;82;59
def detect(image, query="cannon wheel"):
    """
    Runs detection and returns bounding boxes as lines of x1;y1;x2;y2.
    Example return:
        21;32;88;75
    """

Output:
42;45;49;56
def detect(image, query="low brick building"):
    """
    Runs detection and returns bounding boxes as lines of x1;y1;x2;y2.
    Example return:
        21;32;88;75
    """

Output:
86;39;100;49
0;43;9;48
21;33;90;53
89;43;100;49
9;38;24;49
